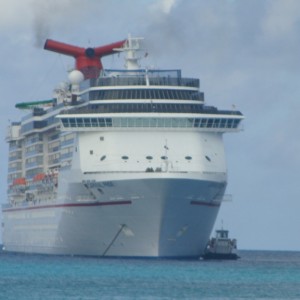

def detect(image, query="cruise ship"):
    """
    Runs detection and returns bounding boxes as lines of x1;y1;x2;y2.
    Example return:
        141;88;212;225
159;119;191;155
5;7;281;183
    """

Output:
2;35;243;258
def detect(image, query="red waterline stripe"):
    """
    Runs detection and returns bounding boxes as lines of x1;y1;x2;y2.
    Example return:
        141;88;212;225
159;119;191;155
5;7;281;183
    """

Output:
190;200;220;207
2;200;132;213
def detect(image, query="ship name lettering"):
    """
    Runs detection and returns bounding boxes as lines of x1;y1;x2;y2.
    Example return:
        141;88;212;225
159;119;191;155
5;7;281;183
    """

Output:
82;180;113;188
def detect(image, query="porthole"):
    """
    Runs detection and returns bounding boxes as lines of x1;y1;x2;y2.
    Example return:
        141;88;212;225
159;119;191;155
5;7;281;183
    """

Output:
90;150;93;155
205;155;211;162
146;156;153;160
122;156;129;160
161;156;168;160
100;155;106;161
185;156;192;160
100;136;104;141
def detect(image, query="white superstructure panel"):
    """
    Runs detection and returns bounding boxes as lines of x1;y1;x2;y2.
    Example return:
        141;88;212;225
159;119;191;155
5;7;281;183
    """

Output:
77;130;227;174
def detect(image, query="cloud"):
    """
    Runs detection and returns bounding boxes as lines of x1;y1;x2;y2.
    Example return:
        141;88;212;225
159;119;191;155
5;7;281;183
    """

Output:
31;0;84;47
262;0;300;40
0;0;97;46
149;0;180;14
0;0;32;29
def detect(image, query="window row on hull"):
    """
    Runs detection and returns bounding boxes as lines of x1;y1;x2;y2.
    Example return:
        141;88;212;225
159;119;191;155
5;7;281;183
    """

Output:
88;89;204;101
60;117;241;130
66;103;214;114
20;117;60;135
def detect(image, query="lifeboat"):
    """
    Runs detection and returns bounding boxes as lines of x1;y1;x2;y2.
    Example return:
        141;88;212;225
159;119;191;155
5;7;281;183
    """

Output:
13;177;26;186
33;173;46;182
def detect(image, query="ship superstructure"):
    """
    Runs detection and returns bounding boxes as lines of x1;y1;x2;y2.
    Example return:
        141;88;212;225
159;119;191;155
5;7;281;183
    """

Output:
2;36;243;257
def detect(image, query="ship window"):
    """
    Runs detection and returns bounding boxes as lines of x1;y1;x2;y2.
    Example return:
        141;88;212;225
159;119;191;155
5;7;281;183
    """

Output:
200;119;208;128
213;119;220;127
227;119;233;128
122;156;129;160
121;119;128;127
161;156;168;160
142;118;149;127
164;118;171;127
100;155;106;161
77;118;84;127
69;118;76;127
171;118;179;127
100;118;107;127
146;156;153;160
205;155;211;162
62;119;69;127
91;118;98;127
89;89;204;101
112;118;121;127
128;118;135;127
233;119;239;128
100;136;104;141
150;118;158;127
187;119;194;127
69;102;209;114
220;119;227;128
185;156;192;160
62;116;240;130
90;150;93;155
105;118;112;127
157;119;164;127
136;118;143;127
207;119;213;128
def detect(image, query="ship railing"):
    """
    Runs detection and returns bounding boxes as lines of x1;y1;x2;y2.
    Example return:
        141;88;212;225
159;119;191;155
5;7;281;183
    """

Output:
94;76;200;88
83;170;189;175
8;144;22;151
2;203;12;209
82;170;226;175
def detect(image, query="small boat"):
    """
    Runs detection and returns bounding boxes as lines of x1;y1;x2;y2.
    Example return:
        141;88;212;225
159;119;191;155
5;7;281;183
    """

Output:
201;229;240;260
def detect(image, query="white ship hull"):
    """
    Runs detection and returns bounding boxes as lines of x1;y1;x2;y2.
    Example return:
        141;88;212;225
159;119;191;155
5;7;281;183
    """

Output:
2;173;224;257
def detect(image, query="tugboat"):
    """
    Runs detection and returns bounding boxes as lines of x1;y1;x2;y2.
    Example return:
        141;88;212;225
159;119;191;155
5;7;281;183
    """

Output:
201;228;240;260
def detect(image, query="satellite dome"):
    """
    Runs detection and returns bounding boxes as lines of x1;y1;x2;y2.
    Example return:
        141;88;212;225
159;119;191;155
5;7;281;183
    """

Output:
68;70;84;85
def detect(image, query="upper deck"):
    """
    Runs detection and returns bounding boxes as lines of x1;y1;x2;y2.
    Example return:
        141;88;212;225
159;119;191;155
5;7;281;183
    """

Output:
91;69;199;89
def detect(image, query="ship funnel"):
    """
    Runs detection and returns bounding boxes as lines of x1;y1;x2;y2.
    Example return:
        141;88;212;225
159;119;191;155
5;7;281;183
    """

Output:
44;38;126;79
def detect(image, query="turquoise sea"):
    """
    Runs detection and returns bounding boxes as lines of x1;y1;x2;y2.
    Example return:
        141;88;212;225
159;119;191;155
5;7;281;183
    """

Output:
0;250;300;299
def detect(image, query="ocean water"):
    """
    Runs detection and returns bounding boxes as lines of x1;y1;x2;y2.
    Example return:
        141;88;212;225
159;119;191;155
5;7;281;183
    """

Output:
0;250;300;299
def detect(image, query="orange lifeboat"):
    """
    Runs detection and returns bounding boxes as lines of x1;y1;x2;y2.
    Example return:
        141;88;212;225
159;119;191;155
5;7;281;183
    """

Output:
33;173;46;182
13;177;26;186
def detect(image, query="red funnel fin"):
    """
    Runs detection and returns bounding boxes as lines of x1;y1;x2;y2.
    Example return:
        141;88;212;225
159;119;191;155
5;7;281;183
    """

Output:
44;39;126;79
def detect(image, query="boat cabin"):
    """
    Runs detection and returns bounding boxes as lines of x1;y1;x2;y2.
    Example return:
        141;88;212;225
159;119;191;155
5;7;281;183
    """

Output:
215;229;229;239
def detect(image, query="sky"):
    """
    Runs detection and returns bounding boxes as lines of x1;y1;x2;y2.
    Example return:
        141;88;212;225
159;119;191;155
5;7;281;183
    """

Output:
0;0;300;251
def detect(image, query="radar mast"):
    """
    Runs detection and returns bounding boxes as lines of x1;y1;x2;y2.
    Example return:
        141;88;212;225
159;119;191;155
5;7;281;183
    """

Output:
114;34;144;70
